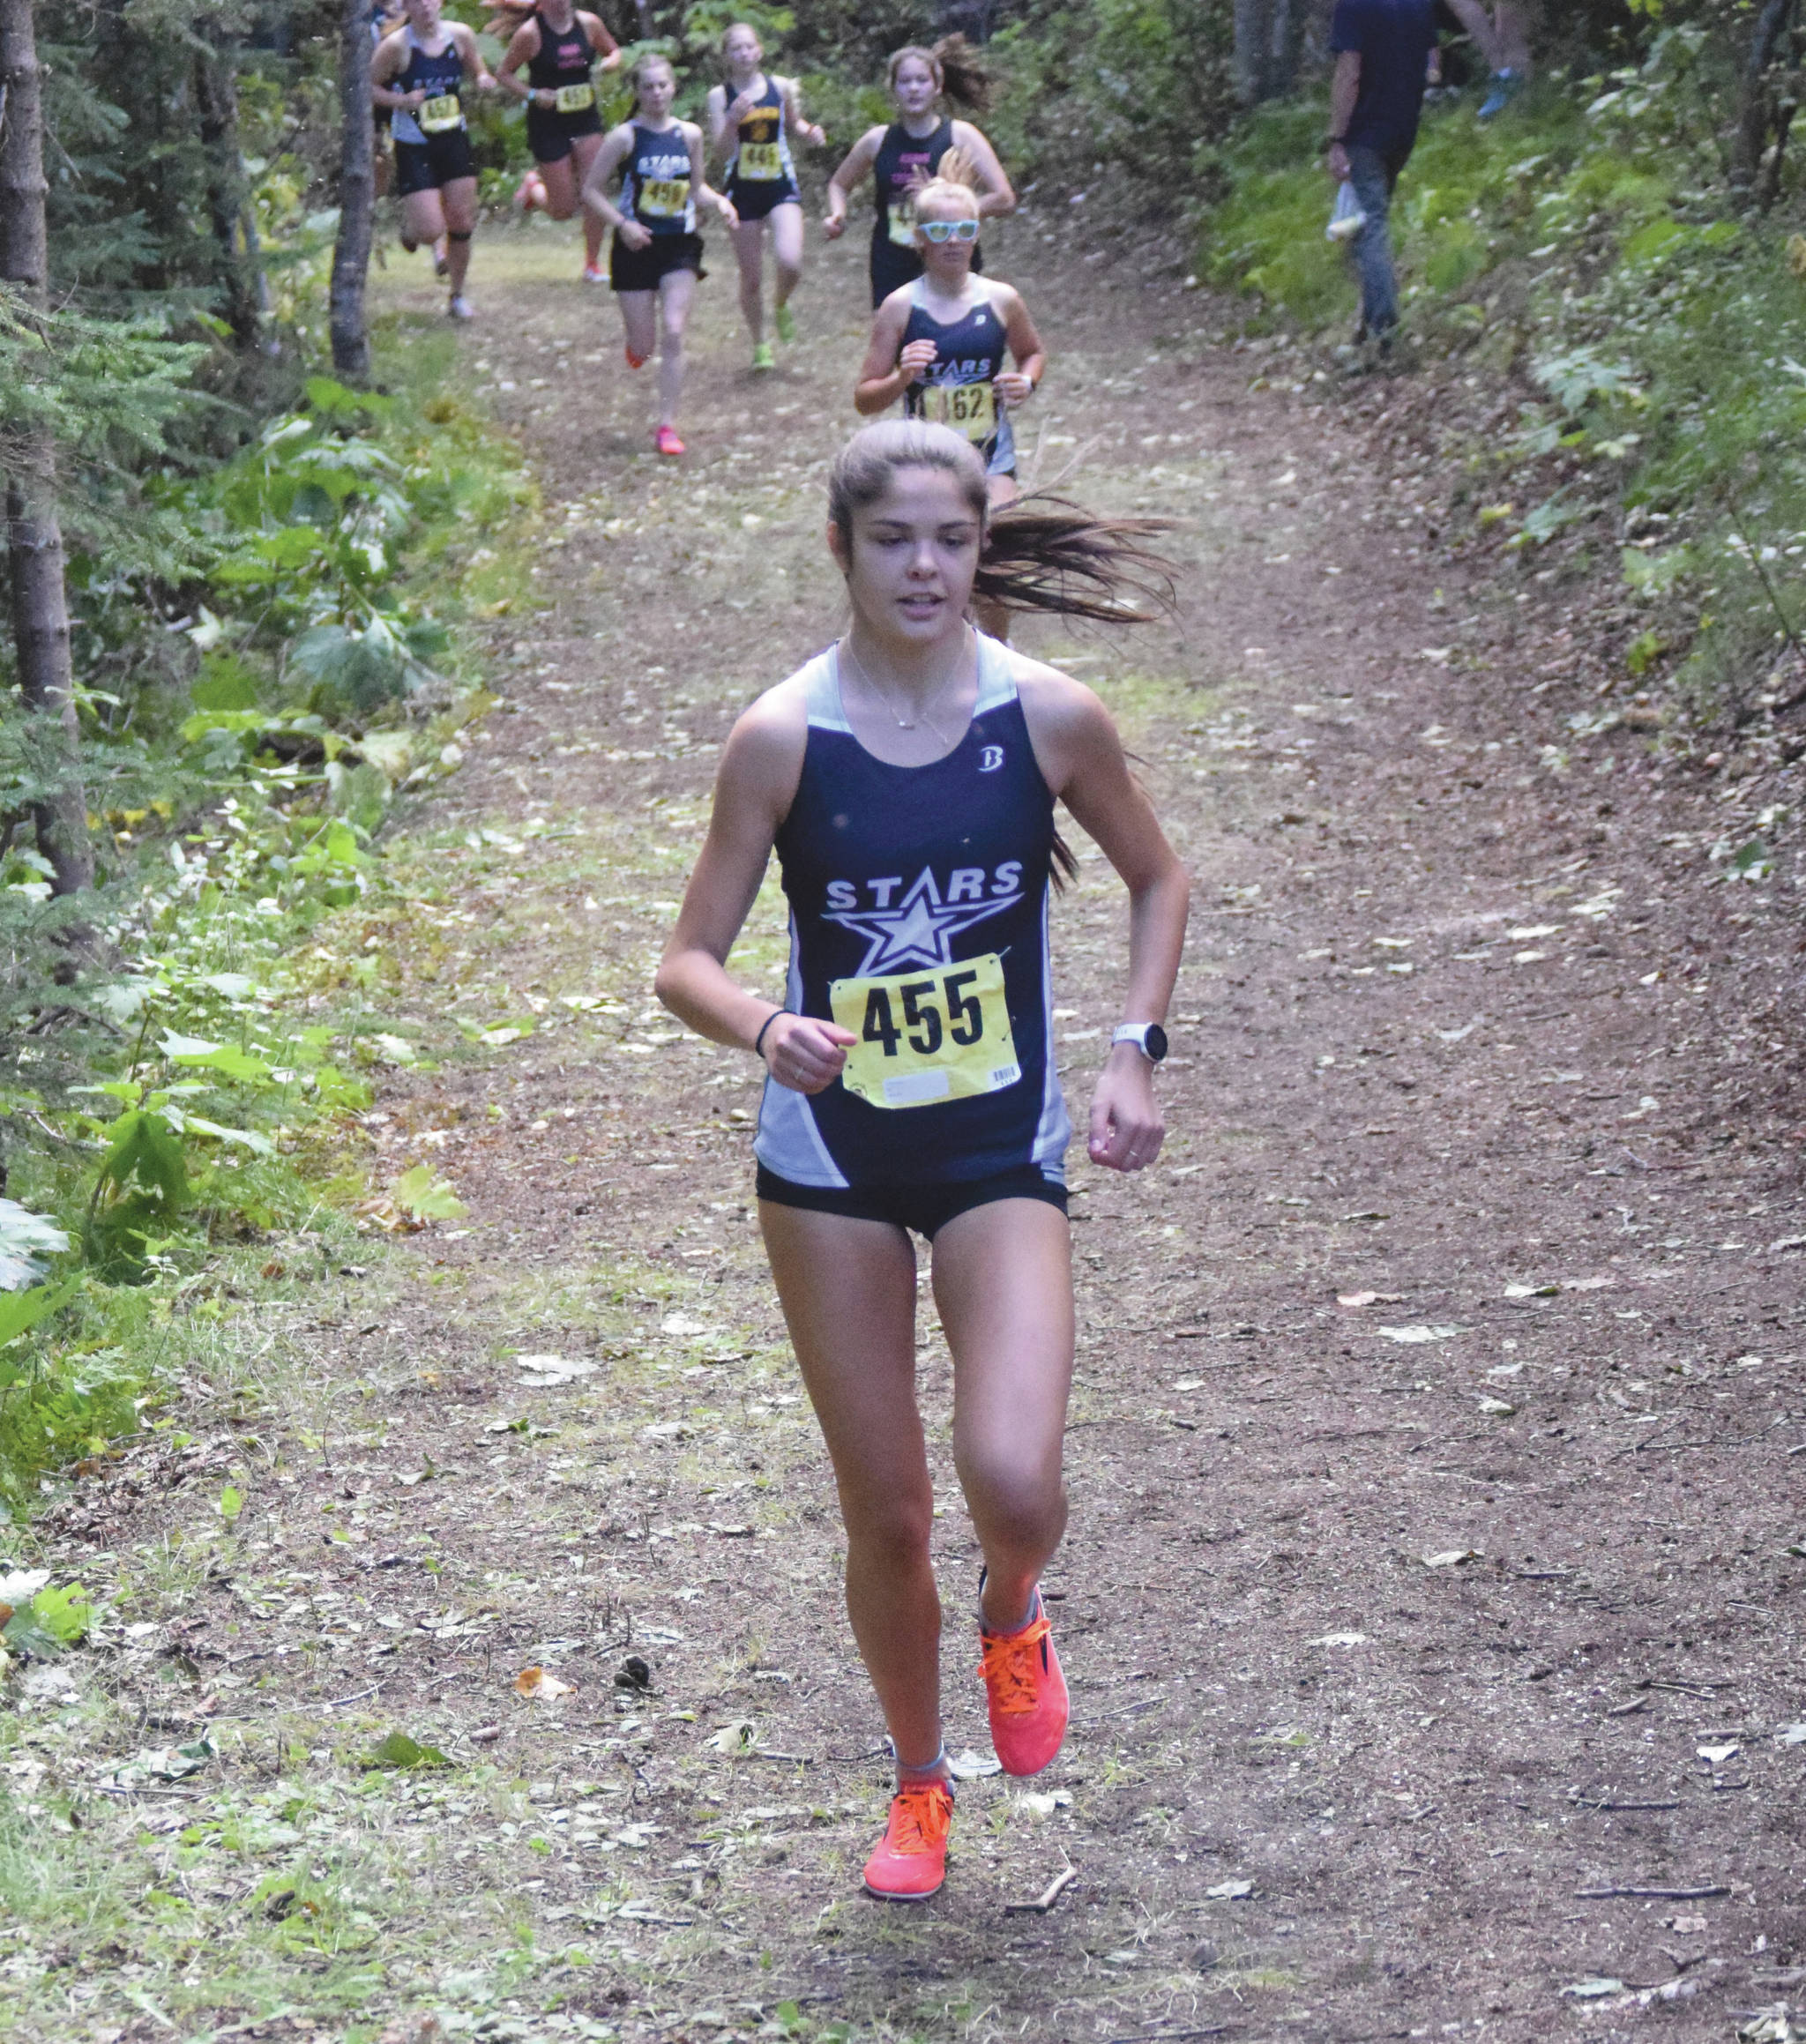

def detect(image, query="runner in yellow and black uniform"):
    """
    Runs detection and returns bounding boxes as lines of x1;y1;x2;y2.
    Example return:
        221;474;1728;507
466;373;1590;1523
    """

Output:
705;23;825;369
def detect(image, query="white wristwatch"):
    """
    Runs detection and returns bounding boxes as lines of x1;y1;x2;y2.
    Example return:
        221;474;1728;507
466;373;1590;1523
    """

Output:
1112;1023;1168;1064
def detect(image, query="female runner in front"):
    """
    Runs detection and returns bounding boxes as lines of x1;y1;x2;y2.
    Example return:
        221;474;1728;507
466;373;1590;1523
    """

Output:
705;23;825;369
823;37;1015;310
498;0;623;281
372;0;495;318
580;54;737;459
655;421;1190;1900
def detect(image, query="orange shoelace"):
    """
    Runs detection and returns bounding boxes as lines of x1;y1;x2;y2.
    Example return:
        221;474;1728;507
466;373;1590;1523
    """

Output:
886;1781;953;1856
980;1612;1051;1713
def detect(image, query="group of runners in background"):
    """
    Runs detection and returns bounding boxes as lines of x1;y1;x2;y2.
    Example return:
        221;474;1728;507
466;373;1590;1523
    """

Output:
370;0;1041;466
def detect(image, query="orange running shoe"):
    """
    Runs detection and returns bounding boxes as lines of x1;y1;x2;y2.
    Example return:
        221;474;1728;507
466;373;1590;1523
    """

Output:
624;345;648;369
862;1779;953;1900
654;424;685;458
980;1593;1069;1777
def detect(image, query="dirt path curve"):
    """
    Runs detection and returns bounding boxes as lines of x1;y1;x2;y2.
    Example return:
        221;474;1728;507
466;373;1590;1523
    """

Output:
53;211;1806;2043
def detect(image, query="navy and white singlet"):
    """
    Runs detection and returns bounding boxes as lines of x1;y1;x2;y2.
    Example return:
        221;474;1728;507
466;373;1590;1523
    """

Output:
754;634;1071;1190
621;123;696;233
390;29;466;146
901;279;1016;478
723;74;798;212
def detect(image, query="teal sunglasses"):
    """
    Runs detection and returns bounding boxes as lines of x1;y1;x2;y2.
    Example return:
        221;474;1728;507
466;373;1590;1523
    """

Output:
919;218;980;243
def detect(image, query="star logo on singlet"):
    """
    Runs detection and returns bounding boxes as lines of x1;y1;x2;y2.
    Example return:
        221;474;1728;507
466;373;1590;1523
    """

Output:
825;867;1019;976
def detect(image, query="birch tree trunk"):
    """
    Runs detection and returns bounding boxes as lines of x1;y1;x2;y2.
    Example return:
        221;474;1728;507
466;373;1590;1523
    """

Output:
1;0;94;900
330;0;375;380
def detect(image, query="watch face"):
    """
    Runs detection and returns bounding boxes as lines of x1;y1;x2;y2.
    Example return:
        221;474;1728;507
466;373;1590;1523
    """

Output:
1144;1023;1168;1064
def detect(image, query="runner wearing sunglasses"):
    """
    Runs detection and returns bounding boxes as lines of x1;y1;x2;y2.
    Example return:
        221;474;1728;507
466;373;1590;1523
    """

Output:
854;165;1043;632
823;37;1014;310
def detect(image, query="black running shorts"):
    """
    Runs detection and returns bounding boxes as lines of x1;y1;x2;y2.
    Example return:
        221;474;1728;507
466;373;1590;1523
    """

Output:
609;229;705;292
755;1163;1067;1239
526;102;604;163
394;131;476;195
728;175;802;222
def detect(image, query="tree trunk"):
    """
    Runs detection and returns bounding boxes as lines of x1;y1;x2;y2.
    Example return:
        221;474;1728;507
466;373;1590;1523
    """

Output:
1267;0;1309;100
1234;0;1309;105
195;31;266;353
330;0;375;381
1732;0;1798;196
0;0;93;900
1233;0;1273;104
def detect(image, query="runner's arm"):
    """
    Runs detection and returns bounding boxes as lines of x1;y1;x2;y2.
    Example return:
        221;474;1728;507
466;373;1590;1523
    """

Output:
951;122;1016;219
1020;669;1190;1172
656;703;855;1091
1325;50;1360;180
854;295;929;413
688;124;739;226
370;33;418;109
580;124;636;234
704;85;732;160
454;25;496;93
496;20;539;101
779;73;826;148
579;11;622;70
995;287;1046;407
824;127;881;236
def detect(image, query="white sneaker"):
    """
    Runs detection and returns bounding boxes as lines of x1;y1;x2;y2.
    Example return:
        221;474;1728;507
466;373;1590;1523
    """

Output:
447;295;474;320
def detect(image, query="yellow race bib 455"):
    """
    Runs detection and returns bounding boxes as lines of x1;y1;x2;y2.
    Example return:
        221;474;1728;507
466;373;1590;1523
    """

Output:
831;953;1020;1109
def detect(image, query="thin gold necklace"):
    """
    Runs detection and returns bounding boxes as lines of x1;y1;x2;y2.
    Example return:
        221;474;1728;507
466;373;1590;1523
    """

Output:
840;628;970;743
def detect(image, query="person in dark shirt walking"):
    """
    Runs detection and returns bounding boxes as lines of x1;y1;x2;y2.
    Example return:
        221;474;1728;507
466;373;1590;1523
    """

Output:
1324;0;1496;356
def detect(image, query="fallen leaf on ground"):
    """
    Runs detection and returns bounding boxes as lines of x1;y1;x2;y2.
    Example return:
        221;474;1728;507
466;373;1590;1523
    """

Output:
1015;1788;1073;1816
1377;1324;1463;1344
1205;1878;1256;1900
661;1314;712;1338
1504;1281;1561;1299
1562;1978;1626;2000
1697;1742;1740;1764
362;1730;452;1771
113;1737;216;1787
1422;1548;1481;1568
707;1719;758;1754
514;1666;574;1701
1308;1631;1368;1647
1478;1396;1518;1416
1776;1724;1806;1745
516;1353;596;1384
1338;1289;1378;1307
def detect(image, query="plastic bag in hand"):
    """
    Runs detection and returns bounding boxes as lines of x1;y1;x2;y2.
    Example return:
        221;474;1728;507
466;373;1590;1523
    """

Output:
1325;182;1367;243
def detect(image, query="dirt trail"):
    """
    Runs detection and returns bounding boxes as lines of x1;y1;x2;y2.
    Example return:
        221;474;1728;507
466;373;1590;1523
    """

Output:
38;209;1806;2042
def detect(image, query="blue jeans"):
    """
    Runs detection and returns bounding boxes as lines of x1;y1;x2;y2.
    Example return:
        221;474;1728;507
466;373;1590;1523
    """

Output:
1346;144;1408;335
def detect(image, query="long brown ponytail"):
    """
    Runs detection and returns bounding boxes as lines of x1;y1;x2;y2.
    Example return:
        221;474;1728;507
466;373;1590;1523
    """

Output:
887;34;993;114
976;501;1176;623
